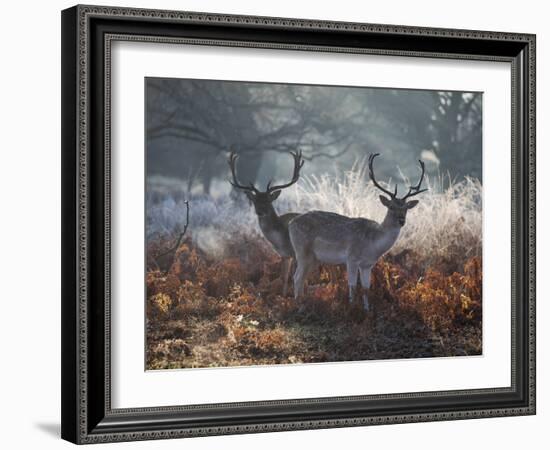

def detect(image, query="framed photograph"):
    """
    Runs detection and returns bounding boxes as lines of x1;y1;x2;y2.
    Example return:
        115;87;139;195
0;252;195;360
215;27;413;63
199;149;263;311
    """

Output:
61;5;536;444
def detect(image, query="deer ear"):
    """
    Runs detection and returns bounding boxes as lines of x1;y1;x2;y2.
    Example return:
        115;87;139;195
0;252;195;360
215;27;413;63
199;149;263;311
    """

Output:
379;195;391;208
245;191;256;201
406;200;419;209
269;190;281;201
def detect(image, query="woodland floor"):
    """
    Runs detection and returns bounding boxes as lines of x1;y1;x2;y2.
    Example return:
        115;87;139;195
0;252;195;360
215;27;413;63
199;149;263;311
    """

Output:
146;236;482;370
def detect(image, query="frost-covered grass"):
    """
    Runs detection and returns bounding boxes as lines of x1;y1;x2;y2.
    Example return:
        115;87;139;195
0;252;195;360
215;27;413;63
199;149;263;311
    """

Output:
147;159;482;265
292;159;482;265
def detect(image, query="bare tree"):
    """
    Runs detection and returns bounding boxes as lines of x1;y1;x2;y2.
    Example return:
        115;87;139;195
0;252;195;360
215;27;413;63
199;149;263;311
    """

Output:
146;79;359;192
364;89;482;180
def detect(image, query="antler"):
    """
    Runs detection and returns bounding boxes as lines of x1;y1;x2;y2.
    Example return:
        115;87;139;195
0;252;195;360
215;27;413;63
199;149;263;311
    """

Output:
227;151;259;194
401;159;428;200
266;150;305;193
368;153;397;198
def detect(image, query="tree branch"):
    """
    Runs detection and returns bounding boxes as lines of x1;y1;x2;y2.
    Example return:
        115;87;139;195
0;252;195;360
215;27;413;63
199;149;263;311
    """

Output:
155;201;190;265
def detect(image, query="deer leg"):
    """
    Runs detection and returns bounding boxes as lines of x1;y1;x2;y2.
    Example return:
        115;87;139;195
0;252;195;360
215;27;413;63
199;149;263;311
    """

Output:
346;261;359;304
294;256;315;299
359;265;373;311
281;258;292;297
293;262;306;299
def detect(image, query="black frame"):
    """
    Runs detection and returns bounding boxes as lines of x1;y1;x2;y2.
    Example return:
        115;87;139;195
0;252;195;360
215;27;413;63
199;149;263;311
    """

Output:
61;4;536;444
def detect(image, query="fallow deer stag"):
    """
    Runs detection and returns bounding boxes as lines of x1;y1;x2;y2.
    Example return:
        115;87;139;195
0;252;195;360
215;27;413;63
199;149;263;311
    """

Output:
288;153;427;311
228;150;305;296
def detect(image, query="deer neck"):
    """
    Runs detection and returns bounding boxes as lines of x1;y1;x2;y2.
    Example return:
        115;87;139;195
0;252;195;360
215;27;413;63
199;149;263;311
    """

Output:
256;204;294;258
257;205;282;232
376;213;402;253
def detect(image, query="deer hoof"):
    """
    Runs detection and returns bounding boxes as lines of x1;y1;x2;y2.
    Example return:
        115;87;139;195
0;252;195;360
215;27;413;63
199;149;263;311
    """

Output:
363;296;370;311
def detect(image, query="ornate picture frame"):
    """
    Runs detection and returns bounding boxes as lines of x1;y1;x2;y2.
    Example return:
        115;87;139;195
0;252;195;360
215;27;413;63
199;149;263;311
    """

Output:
61;4;535;444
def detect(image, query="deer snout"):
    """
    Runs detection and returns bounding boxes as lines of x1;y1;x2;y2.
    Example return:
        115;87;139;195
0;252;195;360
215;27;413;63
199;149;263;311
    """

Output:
398;217;406;226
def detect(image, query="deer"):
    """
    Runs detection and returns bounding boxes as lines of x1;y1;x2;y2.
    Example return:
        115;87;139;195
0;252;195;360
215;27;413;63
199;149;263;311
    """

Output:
228;150;305;296
288;153;427;311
